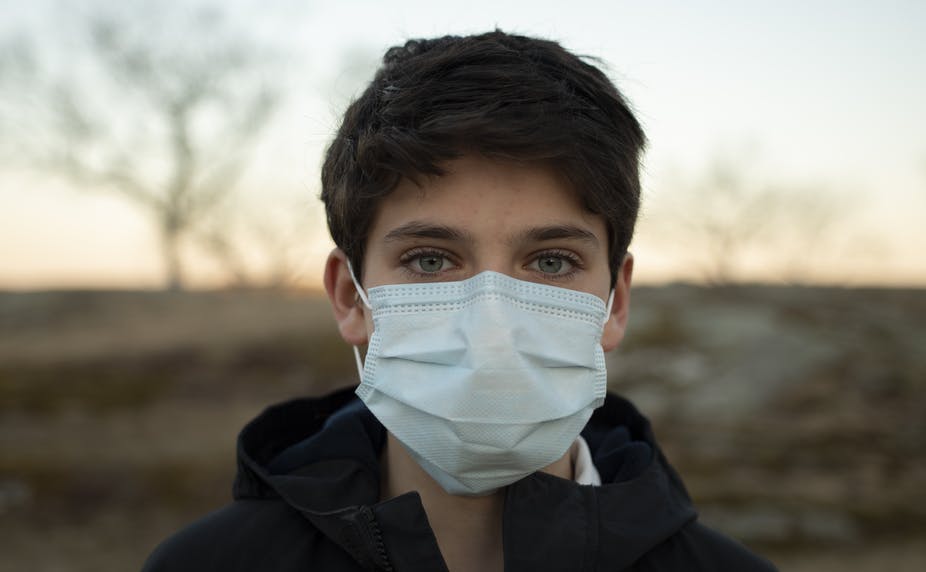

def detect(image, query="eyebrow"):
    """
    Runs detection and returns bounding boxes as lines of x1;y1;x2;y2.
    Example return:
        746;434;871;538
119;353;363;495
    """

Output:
514;224;600;246
381;221;600;246
383;221;473;243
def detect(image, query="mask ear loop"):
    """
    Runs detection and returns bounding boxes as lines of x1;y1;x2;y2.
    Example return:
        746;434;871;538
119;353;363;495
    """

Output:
603;289;616;328
346;261;372;382
346;261;372;309
352;346;365;384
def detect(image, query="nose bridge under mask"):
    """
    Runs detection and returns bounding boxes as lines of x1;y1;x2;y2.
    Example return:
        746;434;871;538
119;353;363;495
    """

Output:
346;264;615;380
348;261;613;321
459;293;518;367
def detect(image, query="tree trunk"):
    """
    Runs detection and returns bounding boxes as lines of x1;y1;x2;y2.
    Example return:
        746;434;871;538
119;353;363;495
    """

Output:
160;219;185;291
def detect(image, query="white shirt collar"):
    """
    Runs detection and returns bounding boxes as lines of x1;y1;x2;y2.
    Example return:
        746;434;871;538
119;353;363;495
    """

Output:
572;435;602;486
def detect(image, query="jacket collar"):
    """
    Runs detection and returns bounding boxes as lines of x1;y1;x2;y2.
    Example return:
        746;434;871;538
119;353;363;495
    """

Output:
233;387;696;571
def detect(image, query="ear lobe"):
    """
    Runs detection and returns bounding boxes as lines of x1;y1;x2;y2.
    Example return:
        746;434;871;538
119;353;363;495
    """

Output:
323;248;369;346
601;254;634;352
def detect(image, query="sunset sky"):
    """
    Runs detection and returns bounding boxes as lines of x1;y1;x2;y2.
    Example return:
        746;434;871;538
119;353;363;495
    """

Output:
1;0;924;289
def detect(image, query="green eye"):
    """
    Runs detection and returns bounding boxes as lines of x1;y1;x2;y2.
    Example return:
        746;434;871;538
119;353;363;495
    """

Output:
400;248;457;277
418;255;445;273
538;256;564;274
529;251;578;278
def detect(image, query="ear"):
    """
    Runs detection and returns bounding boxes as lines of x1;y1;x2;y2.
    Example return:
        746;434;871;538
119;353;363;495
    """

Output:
323;248;369;346
601;253;633;352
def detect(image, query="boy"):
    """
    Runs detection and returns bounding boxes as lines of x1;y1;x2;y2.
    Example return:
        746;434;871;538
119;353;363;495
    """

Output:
143;31;776;571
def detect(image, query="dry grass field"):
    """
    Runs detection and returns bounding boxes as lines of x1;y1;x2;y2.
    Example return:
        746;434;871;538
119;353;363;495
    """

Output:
1;285;924;571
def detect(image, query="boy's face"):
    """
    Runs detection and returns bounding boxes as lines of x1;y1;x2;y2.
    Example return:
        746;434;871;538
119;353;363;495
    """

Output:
326;154;633;352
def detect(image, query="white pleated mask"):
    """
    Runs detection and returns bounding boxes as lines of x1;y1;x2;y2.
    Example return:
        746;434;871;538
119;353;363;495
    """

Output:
349;267;612;496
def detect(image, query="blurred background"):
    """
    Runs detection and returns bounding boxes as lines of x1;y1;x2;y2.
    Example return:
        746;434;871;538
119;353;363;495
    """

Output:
0;0;924;570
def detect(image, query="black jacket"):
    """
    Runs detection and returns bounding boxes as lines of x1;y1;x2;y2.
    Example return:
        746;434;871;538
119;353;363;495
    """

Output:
143;387;776;571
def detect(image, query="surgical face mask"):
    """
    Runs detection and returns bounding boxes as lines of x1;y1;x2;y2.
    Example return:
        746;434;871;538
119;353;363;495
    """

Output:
349;266;613;496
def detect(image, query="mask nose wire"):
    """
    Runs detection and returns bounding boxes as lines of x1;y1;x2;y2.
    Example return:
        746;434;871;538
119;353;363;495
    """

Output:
346;261;615;378
346;261;371;381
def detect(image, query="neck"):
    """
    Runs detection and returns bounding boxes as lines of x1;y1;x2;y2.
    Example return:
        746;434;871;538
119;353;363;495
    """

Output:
379;433;576;572
380;433;504;572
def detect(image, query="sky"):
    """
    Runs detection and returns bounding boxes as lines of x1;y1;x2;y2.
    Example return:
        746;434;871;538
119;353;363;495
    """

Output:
1;0;924;289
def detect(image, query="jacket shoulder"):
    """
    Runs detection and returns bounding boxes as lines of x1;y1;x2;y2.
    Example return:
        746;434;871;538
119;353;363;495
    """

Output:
141;499;356;571
634;520;778;571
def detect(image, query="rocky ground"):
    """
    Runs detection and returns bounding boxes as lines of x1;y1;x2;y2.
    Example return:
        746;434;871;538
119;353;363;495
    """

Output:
0;285;924;571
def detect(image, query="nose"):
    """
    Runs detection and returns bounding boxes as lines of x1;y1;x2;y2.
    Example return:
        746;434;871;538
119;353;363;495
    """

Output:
456;275;526;372
467;253;520;282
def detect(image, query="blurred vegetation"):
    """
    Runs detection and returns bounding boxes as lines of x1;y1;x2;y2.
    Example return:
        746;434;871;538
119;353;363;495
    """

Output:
0;286;924;571
0;2;303;291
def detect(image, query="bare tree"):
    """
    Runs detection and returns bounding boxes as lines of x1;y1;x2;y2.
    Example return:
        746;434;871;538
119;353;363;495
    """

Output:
648;154;842;285
2;4;278;290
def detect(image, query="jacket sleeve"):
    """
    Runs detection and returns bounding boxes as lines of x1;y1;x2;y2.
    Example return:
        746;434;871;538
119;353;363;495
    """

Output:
634;521;778;571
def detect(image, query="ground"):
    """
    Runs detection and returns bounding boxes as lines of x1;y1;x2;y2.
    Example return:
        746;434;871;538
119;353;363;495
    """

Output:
0;285;923;571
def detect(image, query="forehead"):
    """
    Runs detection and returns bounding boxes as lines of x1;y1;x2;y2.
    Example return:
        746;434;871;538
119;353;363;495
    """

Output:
367;156;607;242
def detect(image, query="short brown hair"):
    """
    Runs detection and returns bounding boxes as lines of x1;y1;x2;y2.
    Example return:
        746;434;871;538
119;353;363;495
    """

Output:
321;30;645;283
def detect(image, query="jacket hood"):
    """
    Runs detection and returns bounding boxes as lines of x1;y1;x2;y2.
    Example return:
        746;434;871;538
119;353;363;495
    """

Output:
232;387;697;571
